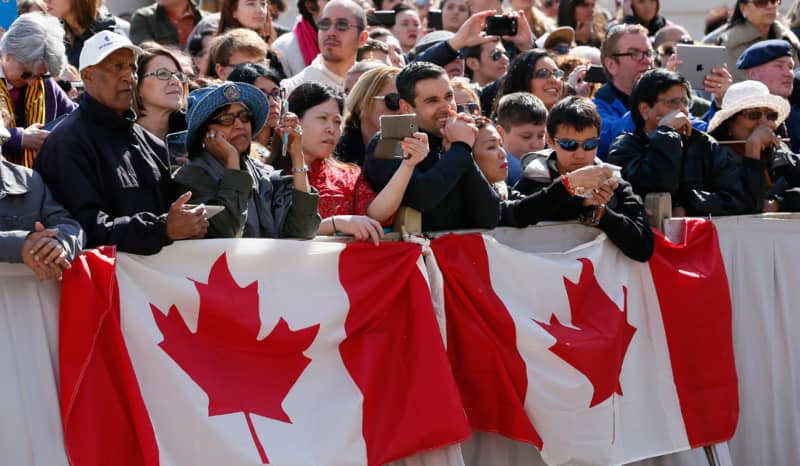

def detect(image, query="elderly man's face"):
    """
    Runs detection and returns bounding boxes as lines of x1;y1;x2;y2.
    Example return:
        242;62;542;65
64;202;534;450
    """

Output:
83;48;138;114
1;55;47;88
747;56;795;99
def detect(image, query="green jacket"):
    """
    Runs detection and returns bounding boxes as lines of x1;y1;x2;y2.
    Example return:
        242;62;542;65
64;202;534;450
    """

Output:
129;0;205;47
174;152;320;239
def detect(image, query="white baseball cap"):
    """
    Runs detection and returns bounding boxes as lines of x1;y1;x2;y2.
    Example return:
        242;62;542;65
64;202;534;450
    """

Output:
79;30;142;71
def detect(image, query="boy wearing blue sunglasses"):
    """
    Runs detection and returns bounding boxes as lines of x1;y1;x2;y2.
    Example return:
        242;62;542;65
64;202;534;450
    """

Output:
506;96;654;262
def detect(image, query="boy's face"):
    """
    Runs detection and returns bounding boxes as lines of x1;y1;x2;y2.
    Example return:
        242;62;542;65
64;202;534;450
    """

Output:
547;125;599;174
497;123;547;159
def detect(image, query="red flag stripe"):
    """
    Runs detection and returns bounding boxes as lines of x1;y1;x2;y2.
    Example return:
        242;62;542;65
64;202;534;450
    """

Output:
430;233;543;447
60;247;160;466
648;219;739;447
338;242;471;466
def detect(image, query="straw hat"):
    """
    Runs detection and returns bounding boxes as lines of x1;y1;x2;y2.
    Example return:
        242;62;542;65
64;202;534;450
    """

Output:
707;80;790;133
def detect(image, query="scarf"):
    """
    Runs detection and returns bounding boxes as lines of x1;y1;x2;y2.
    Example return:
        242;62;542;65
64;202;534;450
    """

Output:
0;78;45;168
293;17;319;68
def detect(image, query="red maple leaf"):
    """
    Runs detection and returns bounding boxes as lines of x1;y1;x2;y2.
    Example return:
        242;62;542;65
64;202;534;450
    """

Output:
150;253;320;464
536;258;636;408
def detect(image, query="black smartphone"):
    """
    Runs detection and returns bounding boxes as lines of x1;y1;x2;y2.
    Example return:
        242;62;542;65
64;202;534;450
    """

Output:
427;9;442;30
367;10;396;27
166;130;188;164
484;15;517;36
583;65;607;84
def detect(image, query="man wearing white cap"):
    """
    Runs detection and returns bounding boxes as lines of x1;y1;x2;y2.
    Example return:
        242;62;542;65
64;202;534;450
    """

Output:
34;31;209;255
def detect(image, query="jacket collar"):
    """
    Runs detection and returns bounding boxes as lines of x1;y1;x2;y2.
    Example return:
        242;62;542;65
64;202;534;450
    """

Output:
80;92;137;131
0;158;29;197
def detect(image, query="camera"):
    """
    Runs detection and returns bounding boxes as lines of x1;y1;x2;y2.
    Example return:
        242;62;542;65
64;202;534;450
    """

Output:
367;10;396;27
484;16;517;37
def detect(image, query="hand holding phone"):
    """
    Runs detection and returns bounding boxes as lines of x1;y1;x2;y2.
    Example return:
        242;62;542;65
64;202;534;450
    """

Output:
374;114;418;159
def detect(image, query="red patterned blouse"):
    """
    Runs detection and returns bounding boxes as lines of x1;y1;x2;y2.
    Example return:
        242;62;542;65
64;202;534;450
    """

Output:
307;158;378;219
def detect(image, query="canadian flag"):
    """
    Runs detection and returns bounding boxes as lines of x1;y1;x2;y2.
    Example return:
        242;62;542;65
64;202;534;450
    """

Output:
59;240;470;466
428;219;739;466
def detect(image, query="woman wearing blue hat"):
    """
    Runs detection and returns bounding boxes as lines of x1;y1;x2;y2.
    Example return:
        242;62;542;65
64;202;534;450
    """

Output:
174;81;321;239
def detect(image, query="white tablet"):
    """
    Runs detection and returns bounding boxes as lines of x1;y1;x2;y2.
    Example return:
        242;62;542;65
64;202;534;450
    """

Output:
186;204;226;218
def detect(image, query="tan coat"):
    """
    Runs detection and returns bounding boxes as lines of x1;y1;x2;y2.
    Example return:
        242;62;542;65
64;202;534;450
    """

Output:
710;20;800;83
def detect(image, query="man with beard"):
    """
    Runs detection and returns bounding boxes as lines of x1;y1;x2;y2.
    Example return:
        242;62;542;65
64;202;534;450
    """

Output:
280;0;368;94
34;31;208;255
364;62;501;231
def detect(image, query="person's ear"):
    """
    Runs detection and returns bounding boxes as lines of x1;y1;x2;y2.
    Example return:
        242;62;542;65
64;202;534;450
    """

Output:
215;63;226;80
358;29;368;47
81;68;93;85
602;57;616;78
545;132;554;148
496;124;508;142
465;57;480;73
399;98;413;113
638;101;651;122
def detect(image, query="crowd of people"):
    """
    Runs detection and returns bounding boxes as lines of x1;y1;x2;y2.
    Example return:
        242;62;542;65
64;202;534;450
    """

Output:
4;0;800;278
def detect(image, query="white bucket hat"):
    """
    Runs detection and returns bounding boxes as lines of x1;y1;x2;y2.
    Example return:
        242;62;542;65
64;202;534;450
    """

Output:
707;80;790;133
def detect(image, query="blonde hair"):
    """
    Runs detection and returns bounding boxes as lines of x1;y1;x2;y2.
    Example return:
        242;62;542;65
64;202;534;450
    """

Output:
451;76;480;106
343;65;401;132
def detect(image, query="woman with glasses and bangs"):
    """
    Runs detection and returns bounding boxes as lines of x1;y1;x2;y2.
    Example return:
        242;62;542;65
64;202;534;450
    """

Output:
703;0;800;82
135;44;189;145
514;96;653;262
708;80;800;213
494;49;566;113
608;69;748;217
335;66;402;166
174;82;321;239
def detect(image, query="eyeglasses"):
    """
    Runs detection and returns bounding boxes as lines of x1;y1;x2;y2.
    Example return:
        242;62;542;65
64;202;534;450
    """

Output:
456;102;480;114
532;68;565;80
746;0;780;7
658;97;691;109
211;109;253;126
553;137;600;152
491;50;508;61
143;68;188;83
373;93;401;111
317;19;362;31
265;87;285;100
613;49;654;62
738;109;779;121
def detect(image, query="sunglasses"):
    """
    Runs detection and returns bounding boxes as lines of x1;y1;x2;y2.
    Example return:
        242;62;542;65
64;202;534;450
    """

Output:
746;0;780;6
553;137;600;152
491;50;508;61
211;109;253;126
373;93;401;111
532;68;565;80
143;67;188;83
456;102;480;114
553;44;571;55
317;19;361;31
739;109;779;121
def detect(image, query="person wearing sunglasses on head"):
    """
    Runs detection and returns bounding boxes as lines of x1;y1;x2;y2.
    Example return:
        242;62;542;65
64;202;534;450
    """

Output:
703;0;800;83
336;66;402;166
708;81;800;213
513;97;653;262
0;13;78;168
609;69;748;218
463;39;510;87
135;44;189;144
174;82;321;239
280;0;369;95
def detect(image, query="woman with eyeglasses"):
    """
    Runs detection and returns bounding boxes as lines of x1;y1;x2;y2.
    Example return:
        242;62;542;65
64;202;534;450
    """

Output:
135;45;189;144
703;0;800;82
227;62;284;152
708;81;800;213
513;96;653;261
451;77;482;115
174;81;321;239
496;49;565;112
608;69;748;217
336;66;402;166
291;82;428;244
557;0;606;47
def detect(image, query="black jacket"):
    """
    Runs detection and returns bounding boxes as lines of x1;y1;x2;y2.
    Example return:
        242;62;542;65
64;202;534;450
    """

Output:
364;133;500;232
33;93;174;255
622;14;668;37
512;150;654;262
334;128;367;166
720;143;800;213
608;127;747;216
129;0;205;47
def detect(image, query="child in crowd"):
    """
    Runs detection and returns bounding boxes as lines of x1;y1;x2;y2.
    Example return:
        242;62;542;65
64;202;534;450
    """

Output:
495;92;548;185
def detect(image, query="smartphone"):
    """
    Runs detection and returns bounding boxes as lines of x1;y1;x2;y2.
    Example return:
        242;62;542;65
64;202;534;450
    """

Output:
367;10;396;27
583;65;607;84
185;204;225;218
166;130;188;163
484;16;517;37
374;114;418;159
427;9;443;30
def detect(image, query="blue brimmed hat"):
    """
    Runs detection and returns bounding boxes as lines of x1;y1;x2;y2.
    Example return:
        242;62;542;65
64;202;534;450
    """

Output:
185;81;269;151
